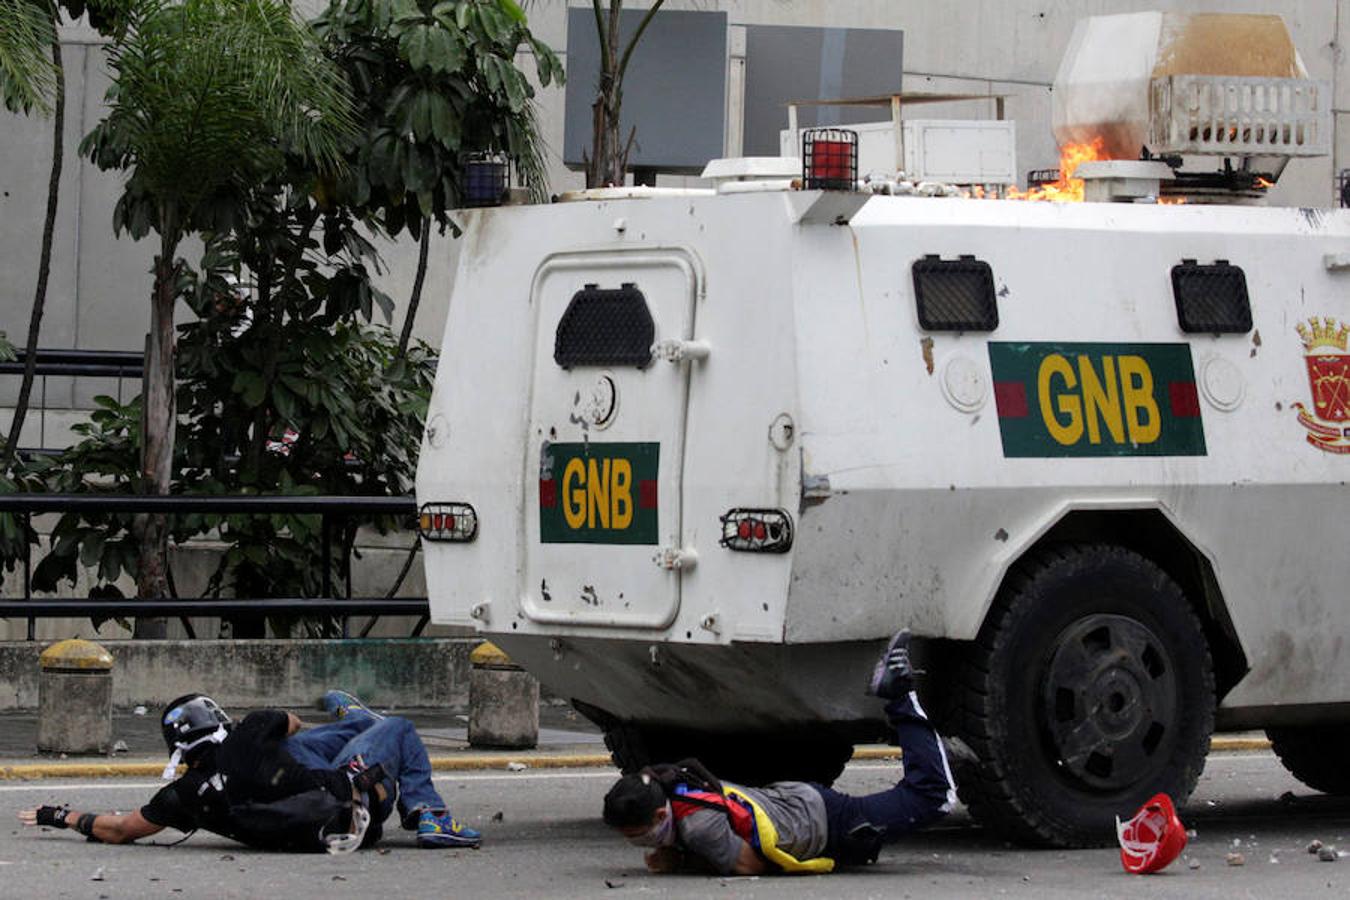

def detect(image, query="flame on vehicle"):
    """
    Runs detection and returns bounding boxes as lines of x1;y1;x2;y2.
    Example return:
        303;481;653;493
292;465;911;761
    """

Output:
1006;137;1108;202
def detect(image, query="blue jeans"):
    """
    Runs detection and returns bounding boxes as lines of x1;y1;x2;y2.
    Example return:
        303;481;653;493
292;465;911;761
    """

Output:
812;692;957;856
284;710;445;828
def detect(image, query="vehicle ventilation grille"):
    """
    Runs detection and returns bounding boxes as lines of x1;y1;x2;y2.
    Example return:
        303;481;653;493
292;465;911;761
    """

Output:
912;255;999;332
554;283;655;369
1171;260;1252;334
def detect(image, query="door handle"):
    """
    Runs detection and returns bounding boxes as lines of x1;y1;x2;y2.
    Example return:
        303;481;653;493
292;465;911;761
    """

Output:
651;339;711;364
653;546;699;571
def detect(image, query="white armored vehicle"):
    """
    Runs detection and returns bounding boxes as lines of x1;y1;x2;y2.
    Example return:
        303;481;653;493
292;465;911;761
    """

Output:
417;12;1350;846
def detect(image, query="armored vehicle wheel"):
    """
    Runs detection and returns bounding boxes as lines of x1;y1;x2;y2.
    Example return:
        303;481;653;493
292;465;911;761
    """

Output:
1266;725;1350;794
949;544;1215;847
604;723;854;787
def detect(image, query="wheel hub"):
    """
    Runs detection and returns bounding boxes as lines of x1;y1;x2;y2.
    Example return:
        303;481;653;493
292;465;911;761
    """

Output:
1041;614;1177;791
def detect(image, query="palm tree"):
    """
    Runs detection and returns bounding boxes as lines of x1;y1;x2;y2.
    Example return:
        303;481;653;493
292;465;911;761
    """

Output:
0;0;57;115
1;0;60;470
3;2;128;472
82;0;357;625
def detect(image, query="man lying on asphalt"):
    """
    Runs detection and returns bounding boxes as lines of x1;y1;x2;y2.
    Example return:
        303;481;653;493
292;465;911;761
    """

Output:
17;690;481;852
602;630;958;874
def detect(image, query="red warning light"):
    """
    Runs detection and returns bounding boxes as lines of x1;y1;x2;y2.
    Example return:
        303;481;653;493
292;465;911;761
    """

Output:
719;509;793;553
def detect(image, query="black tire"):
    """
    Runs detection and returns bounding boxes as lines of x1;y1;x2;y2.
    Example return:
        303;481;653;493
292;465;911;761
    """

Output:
1267;725;1350;794
949;544;1215;847
604;723;853;786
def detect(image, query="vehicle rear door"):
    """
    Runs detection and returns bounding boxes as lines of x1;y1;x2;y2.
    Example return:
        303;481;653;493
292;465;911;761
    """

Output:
523;251;699;629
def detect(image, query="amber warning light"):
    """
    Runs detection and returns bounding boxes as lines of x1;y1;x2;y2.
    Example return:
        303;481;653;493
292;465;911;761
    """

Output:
419;502;478;543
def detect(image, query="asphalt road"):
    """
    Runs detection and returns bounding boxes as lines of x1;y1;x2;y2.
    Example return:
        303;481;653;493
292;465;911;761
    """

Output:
3;751;1348;899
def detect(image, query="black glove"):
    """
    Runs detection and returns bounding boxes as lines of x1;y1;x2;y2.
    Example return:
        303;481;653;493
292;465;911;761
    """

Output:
835;822;884;866
350;762;387;795
35;805;71;828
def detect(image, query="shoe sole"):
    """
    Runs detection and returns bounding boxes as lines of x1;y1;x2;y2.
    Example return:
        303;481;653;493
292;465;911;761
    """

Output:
869;630;912;696
417;834;482;849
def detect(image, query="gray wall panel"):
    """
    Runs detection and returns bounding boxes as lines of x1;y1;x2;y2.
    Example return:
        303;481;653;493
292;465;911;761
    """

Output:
742;24;903;156
563;7;727;173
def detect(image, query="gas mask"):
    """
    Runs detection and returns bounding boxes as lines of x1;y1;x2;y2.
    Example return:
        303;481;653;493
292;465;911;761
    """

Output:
625;802;675;848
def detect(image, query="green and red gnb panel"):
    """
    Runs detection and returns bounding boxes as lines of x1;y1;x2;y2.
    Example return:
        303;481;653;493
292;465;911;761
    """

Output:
539;442;660;543
988;342;1207;458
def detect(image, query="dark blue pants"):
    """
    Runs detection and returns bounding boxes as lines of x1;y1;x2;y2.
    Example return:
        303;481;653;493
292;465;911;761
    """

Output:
284;710;444;828
813;692;957;856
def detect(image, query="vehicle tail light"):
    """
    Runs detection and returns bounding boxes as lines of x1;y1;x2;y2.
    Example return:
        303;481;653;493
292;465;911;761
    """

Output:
720;509;793;553
802;128;858;191
419;502;478;543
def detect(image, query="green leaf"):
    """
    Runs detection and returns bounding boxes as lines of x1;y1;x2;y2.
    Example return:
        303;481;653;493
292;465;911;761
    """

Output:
233;371;267;408
497;0;526;26
426;28;465;75
400;24;433;70
80;532;107;568
411;89;434;140
430;1;457;29
428;93;459;148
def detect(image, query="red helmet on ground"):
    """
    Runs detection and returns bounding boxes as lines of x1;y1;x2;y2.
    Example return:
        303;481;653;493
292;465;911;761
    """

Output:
1117;793;1187;874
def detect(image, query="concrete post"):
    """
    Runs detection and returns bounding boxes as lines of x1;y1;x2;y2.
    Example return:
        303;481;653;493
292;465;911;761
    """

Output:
468;642;539;749
37;639;114;754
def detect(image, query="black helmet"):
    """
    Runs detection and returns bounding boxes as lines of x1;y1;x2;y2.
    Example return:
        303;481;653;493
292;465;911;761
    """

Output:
161;693;231;754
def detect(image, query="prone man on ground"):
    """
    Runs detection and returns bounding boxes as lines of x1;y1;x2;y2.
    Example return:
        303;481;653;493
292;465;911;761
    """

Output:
603;630;958;874
17;690;481;852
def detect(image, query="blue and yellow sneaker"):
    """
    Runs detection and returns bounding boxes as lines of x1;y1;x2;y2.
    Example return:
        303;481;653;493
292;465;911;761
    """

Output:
416;809;482;848
321;690;385;721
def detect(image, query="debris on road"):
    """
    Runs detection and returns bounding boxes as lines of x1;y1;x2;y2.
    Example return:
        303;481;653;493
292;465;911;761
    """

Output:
506;762;527;772
491;811;504;822
109;740;128;754
1317;846;1338;862
133;706;147;716
90;866;105;881
1307;839;1324;854
1226;852;1245;866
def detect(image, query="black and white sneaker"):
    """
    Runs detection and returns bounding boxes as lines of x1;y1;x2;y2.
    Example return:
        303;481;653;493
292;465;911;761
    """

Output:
867;629;921;699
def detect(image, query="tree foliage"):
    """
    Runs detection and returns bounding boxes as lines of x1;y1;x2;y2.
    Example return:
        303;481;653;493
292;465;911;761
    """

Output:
2;0;560;635
0;0;57;114
84;0;359;241
314;0;562;238
81;0;361;616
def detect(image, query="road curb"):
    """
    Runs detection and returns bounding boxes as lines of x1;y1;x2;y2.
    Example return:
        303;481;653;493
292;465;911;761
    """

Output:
0;735;1272;781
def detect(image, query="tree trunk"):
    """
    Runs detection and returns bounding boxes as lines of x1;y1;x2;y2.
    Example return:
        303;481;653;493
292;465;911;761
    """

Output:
585;0;663;189
2;36;65;468
133;227;179;637
397;222;431;356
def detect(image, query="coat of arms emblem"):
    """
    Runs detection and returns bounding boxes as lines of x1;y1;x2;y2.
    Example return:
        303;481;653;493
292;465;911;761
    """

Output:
1294;317;1350;453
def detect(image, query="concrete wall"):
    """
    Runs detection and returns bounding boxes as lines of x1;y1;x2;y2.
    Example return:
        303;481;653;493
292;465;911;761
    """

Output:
0;637;475;710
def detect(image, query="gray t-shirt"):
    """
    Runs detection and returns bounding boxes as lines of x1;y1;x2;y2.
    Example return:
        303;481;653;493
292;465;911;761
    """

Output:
675;781;828;874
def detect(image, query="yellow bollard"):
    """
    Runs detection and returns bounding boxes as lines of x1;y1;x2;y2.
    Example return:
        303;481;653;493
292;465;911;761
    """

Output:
468;641;539;749
37;639;114;754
